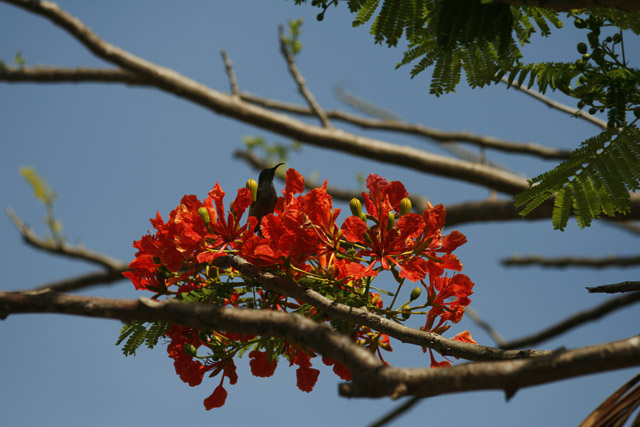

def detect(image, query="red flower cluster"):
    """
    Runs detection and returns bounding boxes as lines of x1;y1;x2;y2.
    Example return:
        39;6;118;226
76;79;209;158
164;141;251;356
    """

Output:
123;168;475;409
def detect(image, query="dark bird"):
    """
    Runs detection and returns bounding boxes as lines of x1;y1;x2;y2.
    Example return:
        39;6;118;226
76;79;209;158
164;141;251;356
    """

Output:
249;163;284;232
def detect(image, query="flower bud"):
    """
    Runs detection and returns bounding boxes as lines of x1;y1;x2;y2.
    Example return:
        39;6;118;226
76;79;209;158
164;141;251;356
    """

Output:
409;287;422;301
387;211;395;231
184;343;198;357
349;198;363;218
400;305;411;321
399;197;412;216
197;207;211;225
197;330;210;343
246;179;258;202
433;325;451;335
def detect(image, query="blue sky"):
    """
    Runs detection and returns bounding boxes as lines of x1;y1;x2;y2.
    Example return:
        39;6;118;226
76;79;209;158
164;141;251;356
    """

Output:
1;1;639;426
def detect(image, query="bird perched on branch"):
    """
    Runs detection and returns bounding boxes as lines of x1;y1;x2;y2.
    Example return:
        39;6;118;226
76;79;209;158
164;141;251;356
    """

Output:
248;163;284;232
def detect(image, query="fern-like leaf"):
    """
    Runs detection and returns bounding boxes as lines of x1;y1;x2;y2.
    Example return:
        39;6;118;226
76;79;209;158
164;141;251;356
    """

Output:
517;125;640;228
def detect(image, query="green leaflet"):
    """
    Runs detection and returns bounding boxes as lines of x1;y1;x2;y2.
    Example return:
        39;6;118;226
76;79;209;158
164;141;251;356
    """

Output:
516;126;640;230
117;321;168;356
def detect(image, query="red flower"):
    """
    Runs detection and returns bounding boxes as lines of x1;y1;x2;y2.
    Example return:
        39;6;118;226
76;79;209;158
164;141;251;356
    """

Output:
249;350;278;378
453;330;477;345
322;357;352;381
296;366;320;392
203;383;227;410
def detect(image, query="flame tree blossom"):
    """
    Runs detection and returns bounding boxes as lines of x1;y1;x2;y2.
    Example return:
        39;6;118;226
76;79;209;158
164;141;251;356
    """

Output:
121;169;475;408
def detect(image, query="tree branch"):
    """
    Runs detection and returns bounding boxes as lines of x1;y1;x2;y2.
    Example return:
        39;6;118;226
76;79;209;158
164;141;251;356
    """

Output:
1;290;638;401
501;77;608;131
499;292;640;350
502;253;640;269
0;290;382;374
220;50;239;97
0;0;537;195
278;25;331;128
242;90;571;160
223;255;550;361
0;65;149;85
494;0;640;11
587;281;640;294
340;335;640;399
0;65;568;161
7;207;127;272
31;269;127;293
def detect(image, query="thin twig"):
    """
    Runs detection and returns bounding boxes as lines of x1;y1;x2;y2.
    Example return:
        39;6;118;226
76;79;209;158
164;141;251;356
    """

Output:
335;86;517;171
32;268;127;293
277;24;331;128
501;76;608;130
369;397;422;427
220;50;239;97
7;207;126;271
466;307;507;347
587;281;640;294
499;292;640;350
242;91;571;160
502;253;640;268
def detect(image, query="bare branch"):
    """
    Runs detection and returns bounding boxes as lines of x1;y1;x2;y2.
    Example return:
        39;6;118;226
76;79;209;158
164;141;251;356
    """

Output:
340;335;640;399
587;281;640;294
278;24;331;128
0;290;382;374
466;307;507;347
502;253;640;269
445;196;640;226
7;207;127;272
501;77;608;130
1;290;638;401
220;50;239;97
499;292;640;350
369;396;422;427
32;269;127;293
494;0;639;11
0;65;149;85
223;255;550;361
242;91;571;160
1;0;530;194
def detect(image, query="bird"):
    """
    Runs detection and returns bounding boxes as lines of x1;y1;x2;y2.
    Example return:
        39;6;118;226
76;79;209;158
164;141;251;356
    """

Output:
249;163;284;232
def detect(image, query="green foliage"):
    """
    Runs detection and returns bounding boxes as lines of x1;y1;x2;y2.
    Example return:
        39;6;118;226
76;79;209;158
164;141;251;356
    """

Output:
117;321;168;356
283;18;304;55
516;126;640;230
294;1;640;228
20;166;64;244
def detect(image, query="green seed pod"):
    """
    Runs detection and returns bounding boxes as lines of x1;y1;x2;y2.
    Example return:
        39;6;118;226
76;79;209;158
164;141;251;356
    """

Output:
387;211;395;231
349;198;363;218
577;42;588;54
246;178;258;203
399;197;412;216
197;207;211;225
184;343;198;357
410;287;422;301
